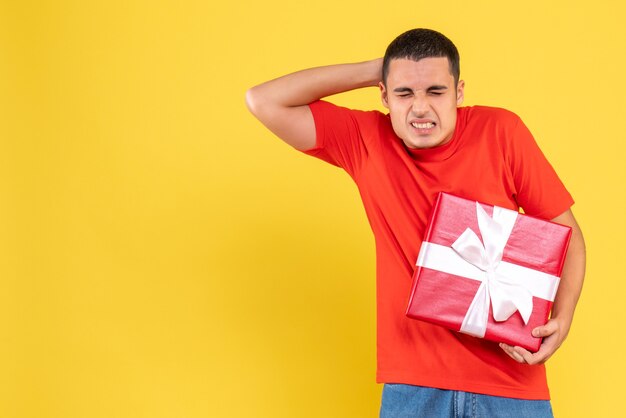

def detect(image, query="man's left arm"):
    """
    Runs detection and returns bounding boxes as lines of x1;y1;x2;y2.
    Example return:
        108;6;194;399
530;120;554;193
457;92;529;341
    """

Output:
500;208;586;364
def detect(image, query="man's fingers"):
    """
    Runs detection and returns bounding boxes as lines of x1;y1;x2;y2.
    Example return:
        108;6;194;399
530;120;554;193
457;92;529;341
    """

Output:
499;343;525;363
512;346;533;363
499;343;550;365
532;321;558;338
499;320;565;365
522;344;552;365
524;332;561;365
521;349;543;365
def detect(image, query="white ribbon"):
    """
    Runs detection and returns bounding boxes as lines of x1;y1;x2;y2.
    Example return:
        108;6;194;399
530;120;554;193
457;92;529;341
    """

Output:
416;202;560;338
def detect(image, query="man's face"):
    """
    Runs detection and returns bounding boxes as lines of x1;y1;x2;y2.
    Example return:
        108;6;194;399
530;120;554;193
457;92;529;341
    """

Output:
380;57;465;149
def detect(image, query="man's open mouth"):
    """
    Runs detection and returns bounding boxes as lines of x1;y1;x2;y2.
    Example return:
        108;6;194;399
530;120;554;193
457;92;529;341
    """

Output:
411;122;435;129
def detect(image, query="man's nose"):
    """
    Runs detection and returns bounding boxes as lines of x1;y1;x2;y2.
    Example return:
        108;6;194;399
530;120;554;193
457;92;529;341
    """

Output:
411;95;429;115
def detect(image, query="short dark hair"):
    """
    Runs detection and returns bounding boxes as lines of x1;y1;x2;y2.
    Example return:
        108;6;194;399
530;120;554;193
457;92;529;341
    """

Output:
382;28;460;86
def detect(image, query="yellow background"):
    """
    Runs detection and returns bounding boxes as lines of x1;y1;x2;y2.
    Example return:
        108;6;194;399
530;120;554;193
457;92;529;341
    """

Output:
1;1;624;417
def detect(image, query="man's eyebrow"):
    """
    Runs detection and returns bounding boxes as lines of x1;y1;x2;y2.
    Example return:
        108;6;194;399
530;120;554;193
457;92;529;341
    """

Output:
392;85;449;93
427;85;448;91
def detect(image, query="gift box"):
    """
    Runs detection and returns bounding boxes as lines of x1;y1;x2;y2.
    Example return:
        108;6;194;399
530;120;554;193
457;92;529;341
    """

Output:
406;192;572;352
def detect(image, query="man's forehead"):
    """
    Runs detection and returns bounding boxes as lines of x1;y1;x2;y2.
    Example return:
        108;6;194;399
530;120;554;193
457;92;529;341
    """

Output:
387;57;454;83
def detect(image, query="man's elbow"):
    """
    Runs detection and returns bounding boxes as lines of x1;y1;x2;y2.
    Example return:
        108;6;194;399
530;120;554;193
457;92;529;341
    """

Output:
245;86;263;117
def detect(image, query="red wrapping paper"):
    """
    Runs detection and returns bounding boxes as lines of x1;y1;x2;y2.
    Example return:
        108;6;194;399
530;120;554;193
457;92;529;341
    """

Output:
406;192;572;352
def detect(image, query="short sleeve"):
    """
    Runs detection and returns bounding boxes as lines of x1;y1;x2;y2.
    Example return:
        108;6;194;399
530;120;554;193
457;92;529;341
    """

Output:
301;100;374;178
507;116;574;219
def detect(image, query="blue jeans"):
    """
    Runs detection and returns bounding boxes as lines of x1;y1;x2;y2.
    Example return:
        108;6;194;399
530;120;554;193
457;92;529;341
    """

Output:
380;384;554;418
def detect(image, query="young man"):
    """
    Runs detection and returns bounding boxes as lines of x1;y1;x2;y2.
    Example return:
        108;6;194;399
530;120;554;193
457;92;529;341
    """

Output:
246;29;585;417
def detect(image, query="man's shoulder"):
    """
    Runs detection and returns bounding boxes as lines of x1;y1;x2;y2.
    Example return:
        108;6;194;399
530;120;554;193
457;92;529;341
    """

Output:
461;105;522;126
310;100;392;138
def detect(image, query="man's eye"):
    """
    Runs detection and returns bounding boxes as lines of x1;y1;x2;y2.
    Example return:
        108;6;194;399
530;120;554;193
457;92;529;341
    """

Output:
397;94;412;98
429;92;443;96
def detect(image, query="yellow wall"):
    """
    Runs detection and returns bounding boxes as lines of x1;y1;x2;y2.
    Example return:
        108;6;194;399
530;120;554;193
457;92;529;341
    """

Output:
1;1;623;416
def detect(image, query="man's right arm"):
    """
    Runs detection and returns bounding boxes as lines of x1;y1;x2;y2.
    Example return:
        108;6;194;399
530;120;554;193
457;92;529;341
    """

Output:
245;59;382;151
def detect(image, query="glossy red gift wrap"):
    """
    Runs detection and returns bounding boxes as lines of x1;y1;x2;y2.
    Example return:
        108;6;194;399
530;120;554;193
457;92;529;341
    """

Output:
406;192;572;352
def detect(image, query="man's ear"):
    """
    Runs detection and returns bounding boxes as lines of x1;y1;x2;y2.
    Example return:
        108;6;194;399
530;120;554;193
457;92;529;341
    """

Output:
379;81;389;109
456;80;465;106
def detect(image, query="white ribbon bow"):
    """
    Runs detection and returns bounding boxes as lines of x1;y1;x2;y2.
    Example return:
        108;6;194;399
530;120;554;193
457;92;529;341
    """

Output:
451;203;532;337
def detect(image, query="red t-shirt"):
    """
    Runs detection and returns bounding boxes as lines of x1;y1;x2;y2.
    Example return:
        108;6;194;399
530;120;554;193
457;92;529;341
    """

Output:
303;100;574;400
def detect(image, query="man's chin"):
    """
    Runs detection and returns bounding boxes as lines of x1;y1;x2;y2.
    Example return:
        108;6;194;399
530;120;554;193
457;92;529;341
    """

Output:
403;138;441;150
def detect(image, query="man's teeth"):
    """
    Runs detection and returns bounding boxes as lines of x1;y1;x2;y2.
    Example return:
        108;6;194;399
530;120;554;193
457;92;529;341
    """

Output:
411;122;435;129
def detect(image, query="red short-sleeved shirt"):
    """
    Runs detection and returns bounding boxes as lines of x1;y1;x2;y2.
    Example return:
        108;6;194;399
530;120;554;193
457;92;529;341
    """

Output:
303;100;574;400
